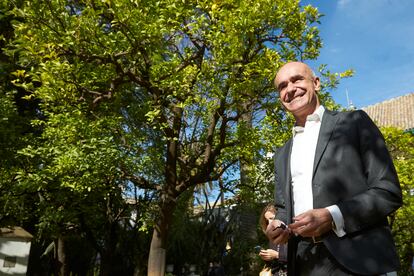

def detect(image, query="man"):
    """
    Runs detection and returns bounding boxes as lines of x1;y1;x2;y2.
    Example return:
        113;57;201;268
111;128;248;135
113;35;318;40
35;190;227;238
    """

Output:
266;61;402;275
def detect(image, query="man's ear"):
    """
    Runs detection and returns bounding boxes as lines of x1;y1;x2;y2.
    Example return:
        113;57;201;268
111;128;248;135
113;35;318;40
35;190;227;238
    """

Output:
314;77;321;92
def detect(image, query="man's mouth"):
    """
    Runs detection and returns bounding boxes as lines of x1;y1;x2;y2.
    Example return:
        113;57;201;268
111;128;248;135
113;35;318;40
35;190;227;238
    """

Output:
286;94;304;103
290;97;302;104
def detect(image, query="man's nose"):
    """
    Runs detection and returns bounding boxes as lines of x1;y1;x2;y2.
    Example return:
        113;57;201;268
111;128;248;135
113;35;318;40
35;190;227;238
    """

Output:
286;81;296;93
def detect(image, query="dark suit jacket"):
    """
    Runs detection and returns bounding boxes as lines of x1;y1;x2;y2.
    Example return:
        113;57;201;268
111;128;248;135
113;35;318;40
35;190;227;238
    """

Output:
274;109;402;275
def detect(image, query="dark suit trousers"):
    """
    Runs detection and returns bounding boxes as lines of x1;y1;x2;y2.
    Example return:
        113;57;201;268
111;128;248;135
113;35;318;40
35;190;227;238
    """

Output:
295;240;372;276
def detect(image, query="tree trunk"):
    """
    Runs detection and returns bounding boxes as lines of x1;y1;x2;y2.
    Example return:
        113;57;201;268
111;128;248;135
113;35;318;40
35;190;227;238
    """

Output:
147;106;181;275
147;200;176;276
56;237;68;276
239;107;254;200
147;230;166;276
99;222;118;276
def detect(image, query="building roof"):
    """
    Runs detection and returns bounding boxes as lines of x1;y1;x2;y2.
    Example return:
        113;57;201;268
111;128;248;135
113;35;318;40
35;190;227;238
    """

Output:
0;226;33;241
362;93;414;131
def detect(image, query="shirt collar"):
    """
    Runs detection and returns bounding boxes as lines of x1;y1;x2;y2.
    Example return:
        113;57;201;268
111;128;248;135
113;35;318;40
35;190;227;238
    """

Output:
292;105;325;135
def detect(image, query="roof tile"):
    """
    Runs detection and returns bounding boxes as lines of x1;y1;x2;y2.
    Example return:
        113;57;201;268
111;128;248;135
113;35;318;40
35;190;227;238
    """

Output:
362;93;414;130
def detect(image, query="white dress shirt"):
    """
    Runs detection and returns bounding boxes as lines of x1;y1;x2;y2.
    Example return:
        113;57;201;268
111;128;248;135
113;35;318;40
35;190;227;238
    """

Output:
290;105;345;237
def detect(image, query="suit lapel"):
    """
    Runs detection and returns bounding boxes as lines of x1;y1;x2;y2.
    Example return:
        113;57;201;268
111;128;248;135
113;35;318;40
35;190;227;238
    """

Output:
313;110;339;177
281;139;296;276
283;139;294;223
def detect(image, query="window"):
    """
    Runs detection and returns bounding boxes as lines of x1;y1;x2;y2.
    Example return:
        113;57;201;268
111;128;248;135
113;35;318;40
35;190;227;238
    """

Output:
3;256;17;268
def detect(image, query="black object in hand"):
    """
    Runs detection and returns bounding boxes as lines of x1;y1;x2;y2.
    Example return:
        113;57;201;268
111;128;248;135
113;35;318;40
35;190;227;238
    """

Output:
276;223;287;230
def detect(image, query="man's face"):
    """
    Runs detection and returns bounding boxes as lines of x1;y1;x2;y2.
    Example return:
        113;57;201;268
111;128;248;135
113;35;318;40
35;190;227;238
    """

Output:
274;62;320;119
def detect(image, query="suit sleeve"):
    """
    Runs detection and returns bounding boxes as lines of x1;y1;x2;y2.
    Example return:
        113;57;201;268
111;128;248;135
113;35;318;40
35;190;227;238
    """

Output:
337;110;402;233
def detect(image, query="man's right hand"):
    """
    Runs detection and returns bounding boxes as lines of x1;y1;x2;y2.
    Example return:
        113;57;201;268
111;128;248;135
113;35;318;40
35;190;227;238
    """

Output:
265;219;290;245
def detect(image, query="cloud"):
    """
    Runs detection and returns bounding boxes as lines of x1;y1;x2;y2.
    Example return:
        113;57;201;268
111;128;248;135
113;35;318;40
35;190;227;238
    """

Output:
337;0;352;9
329;48;340;53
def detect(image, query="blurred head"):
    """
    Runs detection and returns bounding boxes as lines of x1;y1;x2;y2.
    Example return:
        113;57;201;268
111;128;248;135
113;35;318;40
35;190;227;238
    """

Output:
259;204;277;233
274;61;320;125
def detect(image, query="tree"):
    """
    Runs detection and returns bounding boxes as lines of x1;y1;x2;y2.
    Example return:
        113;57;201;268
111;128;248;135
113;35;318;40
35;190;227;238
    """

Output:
6;0;351;274
0;0;42;232
3;2;152;275
381;127;414;275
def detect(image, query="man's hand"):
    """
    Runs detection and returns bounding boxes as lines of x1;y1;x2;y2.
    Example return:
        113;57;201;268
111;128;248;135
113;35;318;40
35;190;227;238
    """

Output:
288;208;333;237
265;219;290;245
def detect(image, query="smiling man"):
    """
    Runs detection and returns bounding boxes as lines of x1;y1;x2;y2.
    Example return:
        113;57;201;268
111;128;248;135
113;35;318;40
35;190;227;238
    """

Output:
266;61;402;275
275;62;321;127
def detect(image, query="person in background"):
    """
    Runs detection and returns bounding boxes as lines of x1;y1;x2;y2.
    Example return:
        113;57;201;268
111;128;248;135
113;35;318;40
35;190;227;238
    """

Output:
258;204;287;276
207;260;225;276
266;61;402;275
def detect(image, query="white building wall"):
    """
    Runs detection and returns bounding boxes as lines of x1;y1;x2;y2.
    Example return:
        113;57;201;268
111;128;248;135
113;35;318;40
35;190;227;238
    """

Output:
0;238;31;275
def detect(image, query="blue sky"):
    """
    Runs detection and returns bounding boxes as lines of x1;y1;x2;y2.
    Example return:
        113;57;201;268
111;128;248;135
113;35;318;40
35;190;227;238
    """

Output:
303;0;414;108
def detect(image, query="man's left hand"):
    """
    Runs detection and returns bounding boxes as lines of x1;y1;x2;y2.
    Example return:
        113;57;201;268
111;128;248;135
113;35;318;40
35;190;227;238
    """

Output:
288;208;333;237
